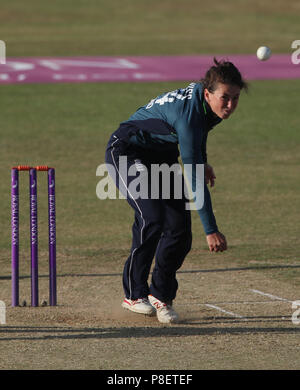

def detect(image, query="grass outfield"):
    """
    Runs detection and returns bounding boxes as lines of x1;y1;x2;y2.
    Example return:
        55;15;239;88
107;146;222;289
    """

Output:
1;0;300;56
0;79;299;286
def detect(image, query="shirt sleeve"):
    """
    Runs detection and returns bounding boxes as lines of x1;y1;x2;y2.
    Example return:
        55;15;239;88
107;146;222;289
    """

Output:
175;118;218;235
201;130;208;164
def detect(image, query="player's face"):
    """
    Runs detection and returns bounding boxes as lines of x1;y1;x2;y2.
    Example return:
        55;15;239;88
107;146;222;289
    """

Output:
204;83;241;119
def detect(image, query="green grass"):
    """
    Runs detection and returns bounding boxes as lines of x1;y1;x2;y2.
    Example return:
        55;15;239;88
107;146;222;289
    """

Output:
1;0;300;56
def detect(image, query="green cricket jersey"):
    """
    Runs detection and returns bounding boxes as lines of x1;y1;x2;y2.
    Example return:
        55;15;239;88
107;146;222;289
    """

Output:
117;82;223;234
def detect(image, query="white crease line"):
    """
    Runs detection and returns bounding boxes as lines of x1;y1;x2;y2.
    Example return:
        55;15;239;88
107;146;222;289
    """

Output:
205;304;245;318
250;289;293;303
176;301;280;306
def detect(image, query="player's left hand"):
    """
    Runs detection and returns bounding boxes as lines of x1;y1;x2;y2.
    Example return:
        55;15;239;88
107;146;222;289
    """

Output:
205;163;216;187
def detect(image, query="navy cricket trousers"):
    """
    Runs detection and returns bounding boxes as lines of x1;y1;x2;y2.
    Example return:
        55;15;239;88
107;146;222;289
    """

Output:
105;133;192;302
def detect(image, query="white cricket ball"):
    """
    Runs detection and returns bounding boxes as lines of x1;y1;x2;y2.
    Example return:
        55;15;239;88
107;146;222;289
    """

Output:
256;46;272;61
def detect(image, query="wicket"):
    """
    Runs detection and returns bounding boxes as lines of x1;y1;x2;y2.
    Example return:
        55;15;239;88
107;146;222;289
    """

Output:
11;165;57;307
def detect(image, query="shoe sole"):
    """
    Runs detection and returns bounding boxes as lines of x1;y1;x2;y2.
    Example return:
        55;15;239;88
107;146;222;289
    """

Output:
157;314;179;324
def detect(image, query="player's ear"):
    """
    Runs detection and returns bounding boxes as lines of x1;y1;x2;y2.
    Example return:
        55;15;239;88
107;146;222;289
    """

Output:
204;88;210;102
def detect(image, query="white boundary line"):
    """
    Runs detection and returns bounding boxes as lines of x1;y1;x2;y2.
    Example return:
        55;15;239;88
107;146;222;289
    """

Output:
250;289;293;303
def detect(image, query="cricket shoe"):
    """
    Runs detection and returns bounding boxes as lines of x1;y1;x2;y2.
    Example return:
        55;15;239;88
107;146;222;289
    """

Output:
121;298;156;316
148;294;179;324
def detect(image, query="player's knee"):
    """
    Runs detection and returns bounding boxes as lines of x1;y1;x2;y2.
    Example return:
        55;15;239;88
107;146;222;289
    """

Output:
142;214;165;238
148;219;164;235
182;230;192;255
166;229;192;254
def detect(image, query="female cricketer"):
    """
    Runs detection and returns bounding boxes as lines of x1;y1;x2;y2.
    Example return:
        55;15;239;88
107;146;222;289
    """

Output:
105;58;248;323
